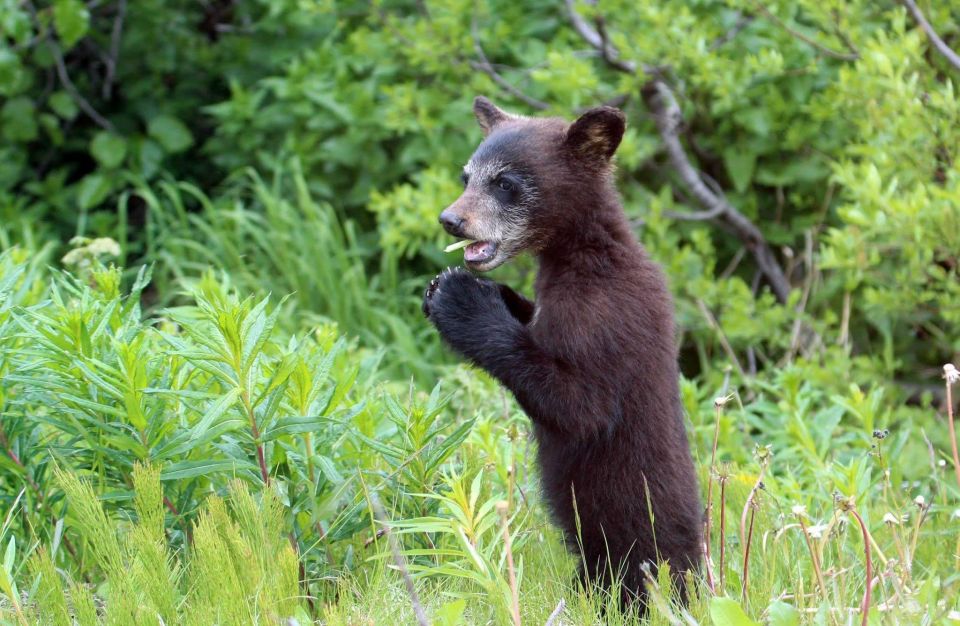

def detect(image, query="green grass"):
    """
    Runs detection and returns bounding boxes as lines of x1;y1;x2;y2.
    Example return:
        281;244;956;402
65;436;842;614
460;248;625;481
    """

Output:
0;246;958;625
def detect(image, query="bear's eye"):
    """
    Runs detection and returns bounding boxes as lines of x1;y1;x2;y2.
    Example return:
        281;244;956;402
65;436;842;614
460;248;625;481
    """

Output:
460;171;470;187
496;178;514;192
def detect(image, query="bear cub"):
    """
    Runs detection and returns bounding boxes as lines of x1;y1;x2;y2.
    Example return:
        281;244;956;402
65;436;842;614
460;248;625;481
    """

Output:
422;96;702;604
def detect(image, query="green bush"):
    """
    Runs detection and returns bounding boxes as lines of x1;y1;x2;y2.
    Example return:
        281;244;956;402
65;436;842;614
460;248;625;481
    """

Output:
2;0;960;623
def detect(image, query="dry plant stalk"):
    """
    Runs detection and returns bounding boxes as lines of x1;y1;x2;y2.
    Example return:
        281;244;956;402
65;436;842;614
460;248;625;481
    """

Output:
497;500;522;626
544;599;565;626
837;495;873;626
703;394;731;593
740;446;771;606
944;364;960;493
793;506;827;597
370;492;430;626
718;474;728;589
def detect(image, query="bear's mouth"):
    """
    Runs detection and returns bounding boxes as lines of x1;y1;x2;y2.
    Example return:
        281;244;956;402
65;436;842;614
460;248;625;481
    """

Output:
463;240;498;266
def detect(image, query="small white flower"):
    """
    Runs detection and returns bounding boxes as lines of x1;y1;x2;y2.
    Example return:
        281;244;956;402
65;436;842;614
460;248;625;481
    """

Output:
882;512;900;525
714;394;733;409
806;523;829;539
940;459;948;468
952;509;960;520
945;363;960;385
791;505;807;517
86;237;121;258
914;495;926;508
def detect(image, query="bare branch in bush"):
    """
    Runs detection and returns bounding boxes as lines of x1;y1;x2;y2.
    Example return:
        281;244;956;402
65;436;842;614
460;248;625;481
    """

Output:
102;0;127;100
52;46;114;131
642;81;793;303
901;0;960;72
710;14;755;51
370;492;430;626
751;2;859;61
545;599;565;626
564;0;793;303
471;15;550;111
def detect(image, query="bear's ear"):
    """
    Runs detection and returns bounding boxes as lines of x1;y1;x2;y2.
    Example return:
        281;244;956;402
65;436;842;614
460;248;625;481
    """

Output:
474;96;513;136
564;106;626;164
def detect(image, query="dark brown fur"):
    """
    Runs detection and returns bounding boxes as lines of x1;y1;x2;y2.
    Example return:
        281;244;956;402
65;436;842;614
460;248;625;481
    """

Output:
423;97;702;605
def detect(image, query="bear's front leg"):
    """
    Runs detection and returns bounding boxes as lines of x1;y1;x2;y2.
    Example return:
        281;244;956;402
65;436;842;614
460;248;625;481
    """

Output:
423;267;523;365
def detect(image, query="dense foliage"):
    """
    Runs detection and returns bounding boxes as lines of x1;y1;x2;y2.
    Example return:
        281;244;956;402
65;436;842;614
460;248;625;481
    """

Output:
1;0;958;623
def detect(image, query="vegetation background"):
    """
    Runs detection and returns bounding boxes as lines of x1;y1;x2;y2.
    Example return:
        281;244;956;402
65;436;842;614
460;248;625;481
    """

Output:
0;0;958;623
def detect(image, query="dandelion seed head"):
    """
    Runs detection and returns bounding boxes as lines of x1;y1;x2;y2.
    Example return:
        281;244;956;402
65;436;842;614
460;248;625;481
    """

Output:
806;523;828;539
944;363;959;385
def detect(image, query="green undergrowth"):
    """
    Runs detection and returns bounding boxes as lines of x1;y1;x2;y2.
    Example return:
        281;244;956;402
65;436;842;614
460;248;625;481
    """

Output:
0;250;958;624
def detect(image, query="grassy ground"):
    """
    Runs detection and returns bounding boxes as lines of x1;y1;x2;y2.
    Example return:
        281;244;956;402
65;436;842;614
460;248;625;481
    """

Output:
0;248;958;625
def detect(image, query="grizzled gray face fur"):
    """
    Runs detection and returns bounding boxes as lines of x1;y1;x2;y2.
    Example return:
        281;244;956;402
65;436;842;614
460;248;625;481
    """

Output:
438;98;547;272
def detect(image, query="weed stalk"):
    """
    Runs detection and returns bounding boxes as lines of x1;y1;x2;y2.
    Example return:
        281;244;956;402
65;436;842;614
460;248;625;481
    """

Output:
837;496;872;626
497;500;522;626
740;445;771;606
944;364;959;493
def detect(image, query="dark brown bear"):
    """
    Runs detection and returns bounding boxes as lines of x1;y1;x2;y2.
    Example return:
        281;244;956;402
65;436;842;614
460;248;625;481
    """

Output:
422;96;702;605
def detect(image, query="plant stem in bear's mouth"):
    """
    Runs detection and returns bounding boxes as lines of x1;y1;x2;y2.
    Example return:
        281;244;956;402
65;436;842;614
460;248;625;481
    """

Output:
444;239;475;253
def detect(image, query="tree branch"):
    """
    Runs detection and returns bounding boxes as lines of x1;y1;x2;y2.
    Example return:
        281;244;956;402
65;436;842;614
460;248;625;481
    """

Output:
751;2;859;61
52;44;115;131
642;81;791;302
470;15;550;110
901;0;960;72
102;0;127;100
565;0;793;303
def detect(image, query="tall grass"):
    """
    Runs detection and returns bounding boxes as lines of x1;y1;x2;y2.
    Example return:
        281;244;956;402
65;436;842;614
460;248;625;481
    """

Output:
135;160;442;380
1;248;959;624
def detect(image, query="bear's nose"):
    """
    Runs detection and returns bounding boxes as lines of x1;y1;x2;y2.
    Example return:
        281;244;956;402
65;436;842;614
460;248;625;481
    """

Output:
439;210;466;237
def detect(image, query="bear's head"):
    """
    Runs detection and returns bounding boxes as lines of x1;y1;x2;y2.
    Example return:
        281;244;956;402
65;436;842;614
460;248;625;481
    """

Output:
439;96;626;271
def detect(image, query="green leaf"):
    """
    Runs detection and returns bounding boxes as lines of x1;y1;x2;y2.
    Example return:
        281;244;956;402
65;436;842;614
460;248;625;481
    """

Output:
710;597;760;626
50;90;79;119
314;454;343;484
90;132;127;169
160;459;252;481
434;598;466;626
767;600;800;626
424;417;476;475
261;415;337;441
147;115;193;153
1;96;37;142
53;0;90;49
188;387;241;443
723;148;757;193
75;173;113;210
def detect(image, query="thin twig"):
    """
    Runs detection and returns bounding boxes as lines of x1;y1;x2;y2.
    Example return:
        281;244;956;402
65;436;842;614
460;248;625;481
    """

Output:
102;0;127;100
643;81;792;303
51;43;114;131
751;2;859;61
497;501;522;626
471;15;550;111
563;0;641;74
901;0;960;72
710;14;755;50
564;0;793;303
696;299;747;380
944;364;960;493
544;599;565;626
370;492;430;626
